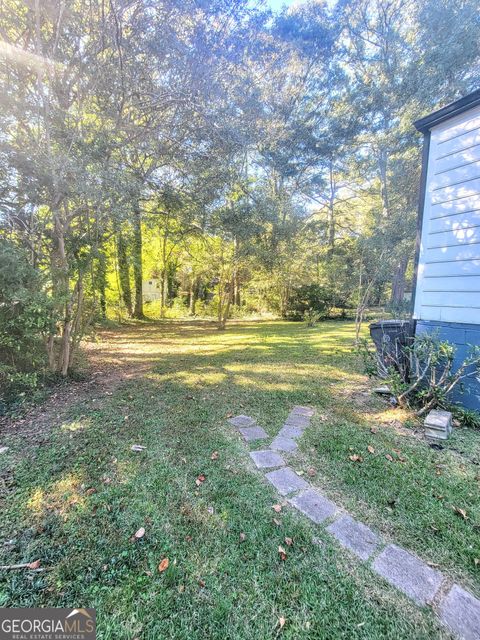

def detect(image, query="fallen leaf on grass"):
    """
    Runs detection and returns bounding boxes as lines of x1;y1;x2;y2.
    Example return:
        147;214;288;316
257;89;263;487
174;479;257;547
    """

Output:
130;444;146;452
198;579;206;587
273;518;281;526
307;468;316;477
454;506;468;520
85;488;96;496
272;504;282;513
211;451;219;460
370;427;378;434
474;558;479;566
226;412;233;418
349;454;363;462
367;446;375;454
239;532;246;542
134;527;145;540
158;558;169;573
195;474;206;487
178;584;185;593
385;454;394;462
284;537;293;546
278;616;286;630
278;546;287;561
28;560;41;570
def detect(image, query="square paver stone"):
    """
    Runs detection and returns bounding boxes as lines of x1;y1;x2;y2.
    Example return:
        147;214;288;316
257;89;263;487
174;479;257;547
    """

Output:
291;405;315;417
284;414;310;428
270;436;298;452
265;467;309;496
289;488;337;524
440;584;480;640
326;515;379;560
228;414;256;428
249;450;285;469
238;425;268;442
279;424;305;439
372;544;443;606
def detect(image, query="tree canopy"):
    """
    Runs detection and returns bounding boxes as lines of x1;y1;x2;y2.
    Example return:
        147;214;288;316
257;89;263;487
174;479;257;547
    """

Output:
0;0;479;392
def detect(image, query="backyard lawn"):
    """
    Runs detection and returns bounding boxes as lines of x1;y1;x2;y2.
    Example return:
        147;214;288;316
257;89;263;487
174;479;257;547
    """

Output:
0;320;479;639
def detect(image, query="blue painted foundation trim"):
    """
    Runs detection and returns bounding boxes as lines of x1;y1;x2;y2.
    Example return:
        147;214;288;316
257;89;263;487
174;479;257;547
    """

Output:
415;321;480;410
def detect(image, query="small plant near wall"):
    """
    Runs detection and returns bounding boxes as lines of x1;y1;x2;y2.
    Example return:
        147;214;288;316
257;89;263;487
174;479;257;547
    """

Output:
360;333;480;419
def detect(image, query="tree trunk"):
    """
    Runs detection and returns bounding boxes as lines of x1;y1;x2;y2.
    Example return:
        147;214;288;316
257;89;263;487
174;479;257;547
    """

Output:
390;254;409;306
132;204;144;319
97;250;107;320
189;275;198;315
116;230;132;316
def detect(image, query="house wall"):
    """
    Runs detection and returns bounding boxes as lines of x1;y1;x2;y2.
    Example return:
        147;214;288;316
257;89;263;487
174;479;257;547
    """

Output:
413;100;480;410
415;320;480;409
142;279;161;301
413;103;480;324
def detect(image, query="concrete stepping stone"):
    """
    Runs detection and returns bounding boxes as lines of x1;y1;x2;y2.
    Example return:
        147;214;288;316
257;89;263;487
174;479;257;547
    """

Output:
270;435;298;452
289;488;337;524
228;415;256;428
326;515;380;560
278;424;304;439
249;450;285;469
291;405;315;417
372;544;443;606
238;425;268;442
265;467;308;496
284;414;310;428
440;584;480;640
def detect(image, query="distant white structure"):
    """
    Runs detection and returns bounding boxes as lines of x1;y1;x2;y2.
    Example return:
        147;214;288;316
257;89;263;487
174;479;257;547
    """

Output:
142;279;161;301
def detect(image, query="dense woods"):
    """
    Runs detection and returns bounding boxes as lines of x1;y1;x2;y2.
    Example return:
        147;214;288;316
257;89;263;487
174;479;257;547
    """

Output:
1;0;479;401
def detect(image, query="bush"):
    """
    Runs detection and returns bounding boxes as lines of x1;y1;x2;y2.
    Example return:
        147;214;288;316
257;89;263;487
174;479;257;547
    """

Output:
0;240;53;409
283;284;334;321
360;332;480;420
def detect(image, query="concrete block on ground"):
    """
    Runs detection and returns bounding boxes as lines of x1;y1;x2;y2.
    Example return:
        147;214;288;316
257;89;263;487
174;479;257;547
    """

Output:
238;425;268;442
270;436;298;452
326;515;380;560
372;544;443;606
424;410;452;442
284;414;310;428
439;584;480;640
228;414;256;428
249;450;285;469
278;424;304;439
291;406;315;417
265;467;309;496
289;488;337;524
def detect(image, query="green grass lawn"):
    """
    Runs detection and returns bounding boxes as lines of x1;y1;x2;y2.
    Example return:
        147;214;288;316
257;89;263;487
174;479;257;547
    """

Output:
1;319;479;639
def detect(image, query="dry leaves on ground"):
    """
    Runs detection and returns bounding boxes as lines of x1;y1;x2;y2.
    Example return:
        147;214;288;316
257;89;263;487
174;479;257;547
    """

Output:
272;504;282;513
195;474;206;486
278;545;287;561
158;558;169;573
349;454;363;462
454;506;468;520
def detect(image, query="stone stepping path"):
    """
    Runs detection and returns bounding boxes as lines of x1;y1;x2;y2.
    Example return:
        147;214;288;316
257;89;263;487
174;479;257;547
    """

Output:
229;405;480;640
269;406;314;453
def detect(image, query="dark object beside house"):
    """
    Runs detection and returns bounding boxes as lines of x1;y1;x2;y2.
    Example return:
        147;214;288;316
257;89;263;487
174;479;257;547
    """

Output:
369;320;412;377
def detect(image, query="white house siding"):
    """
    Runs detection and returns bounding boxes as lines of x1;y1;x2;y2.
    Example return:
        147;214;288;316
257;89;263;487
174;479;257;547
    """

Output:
414;103;480;325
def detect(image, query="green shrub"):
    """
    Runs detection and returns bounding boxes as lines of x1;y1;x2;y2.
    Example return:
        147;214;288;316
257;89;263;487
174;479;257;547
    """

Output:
283;284;334;321
0;240;53;408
